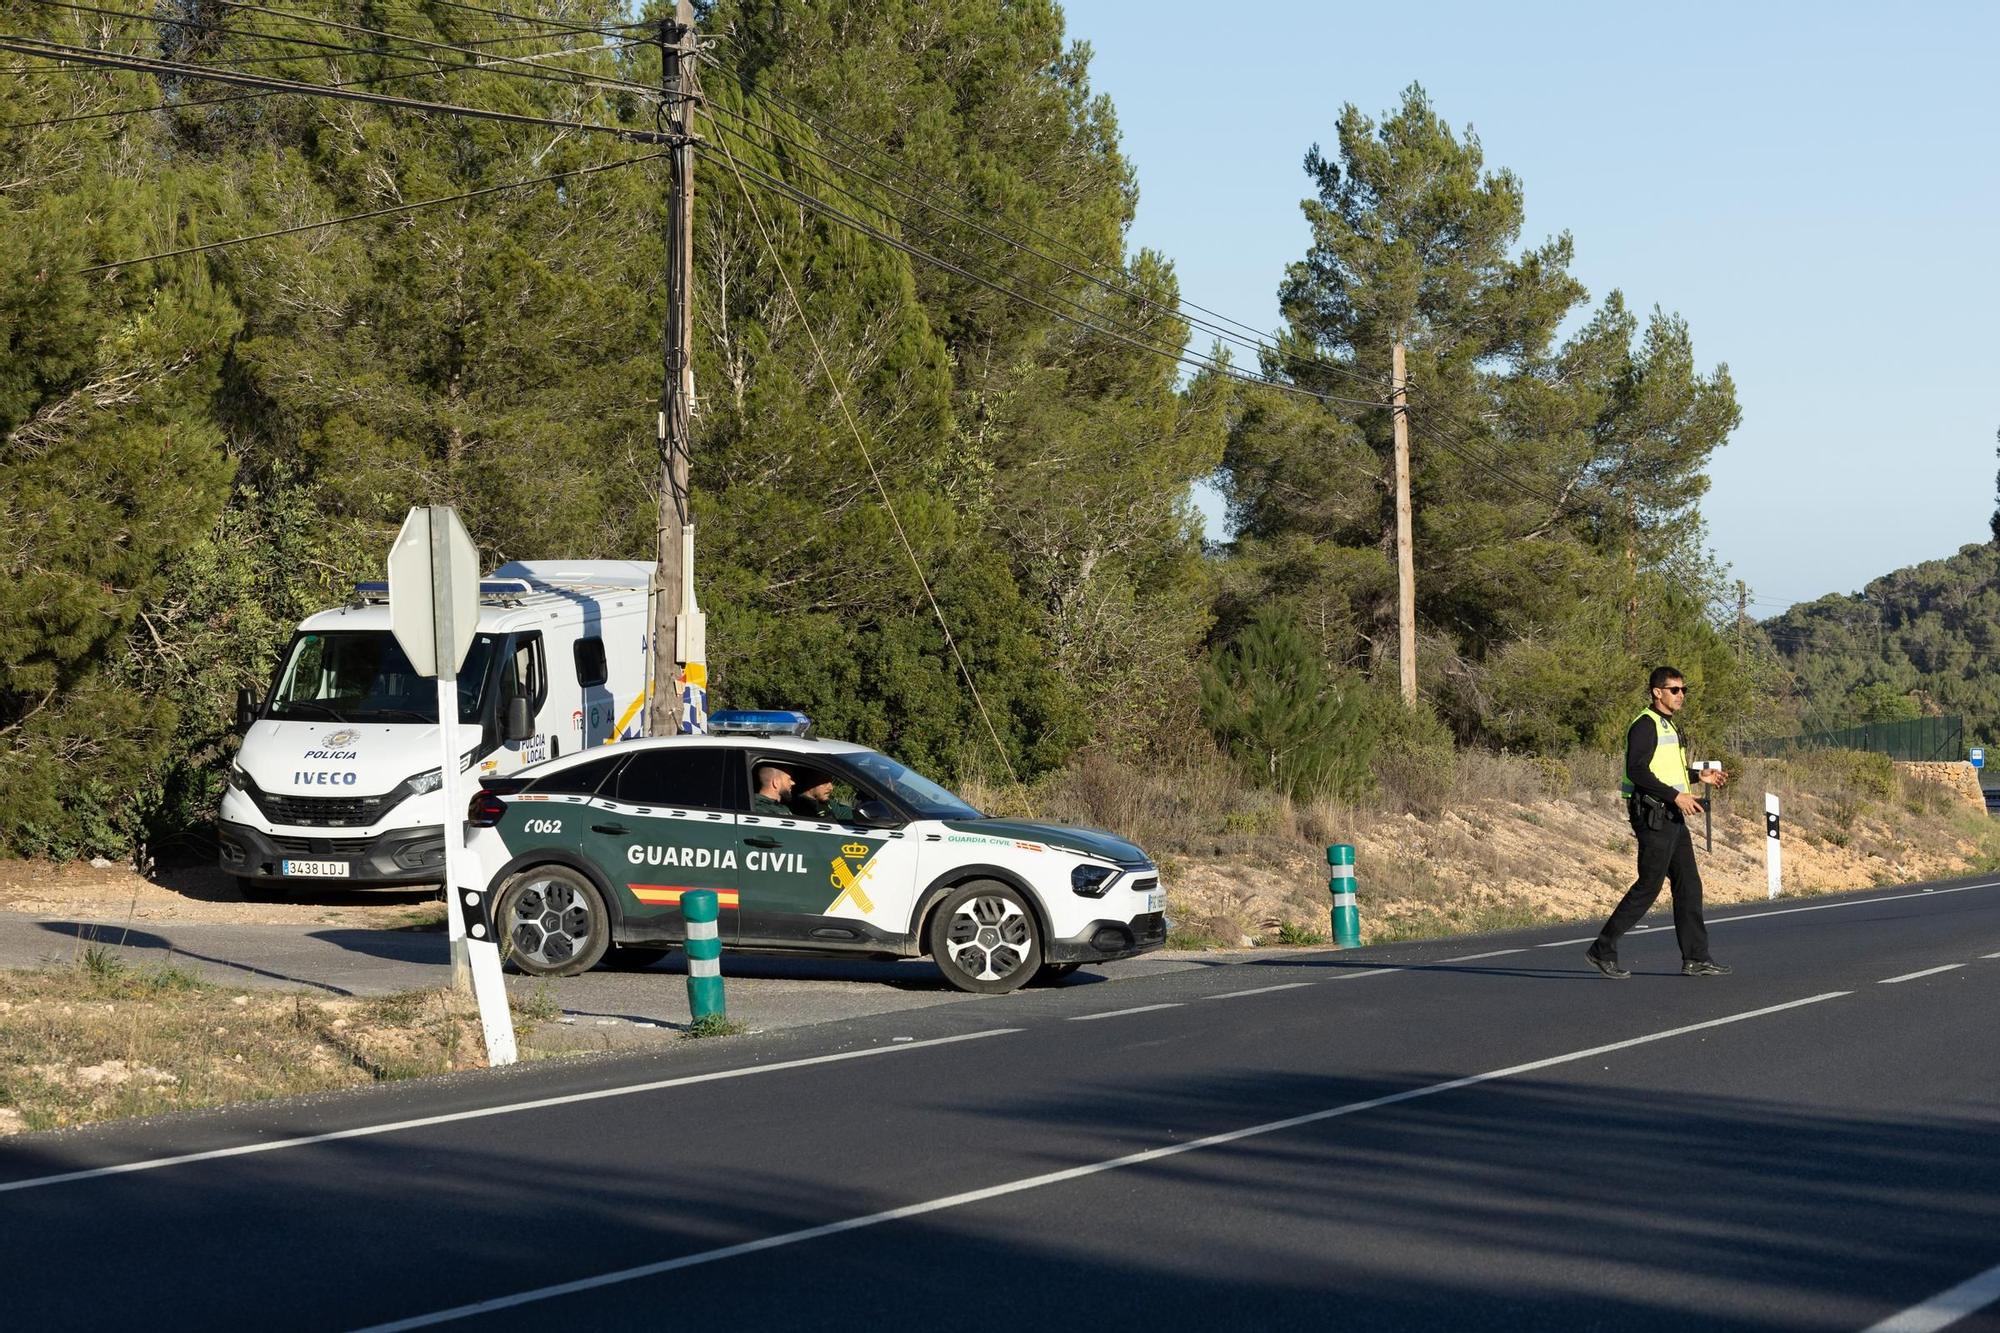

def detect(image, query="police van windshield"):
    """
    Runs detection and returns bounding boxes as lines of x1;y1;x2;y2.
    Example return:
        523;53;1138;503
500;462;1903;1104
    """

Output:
844;752;982;820
267;631;497;725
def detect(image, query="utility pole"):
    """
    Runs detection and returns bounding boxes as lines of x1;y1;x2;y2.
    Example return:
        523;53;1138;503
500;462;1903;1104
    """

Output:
1392;341;1416;707
649;1;706;736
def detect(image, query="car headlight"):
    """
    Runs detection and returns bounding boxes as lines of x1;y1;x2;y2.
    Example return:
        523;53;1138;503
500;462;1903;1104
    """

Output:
403;747;482;796
1072;864;1118;898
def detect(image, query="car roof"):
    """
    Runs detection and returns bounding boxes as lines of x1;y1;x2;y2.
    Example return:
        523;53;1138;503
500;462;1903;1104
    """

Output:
529;734;877;773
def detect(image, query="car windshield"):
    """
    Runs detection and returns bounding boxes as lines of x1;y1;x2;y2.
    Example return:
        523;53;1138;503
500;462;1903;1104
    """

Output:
267;631;497;725
844;752;982;820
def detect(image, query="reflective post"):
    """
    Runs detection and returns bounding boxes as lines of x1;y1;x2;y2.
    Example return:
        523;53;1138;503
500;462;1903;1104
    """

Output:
683;888;725;1021
1328;844;1361;948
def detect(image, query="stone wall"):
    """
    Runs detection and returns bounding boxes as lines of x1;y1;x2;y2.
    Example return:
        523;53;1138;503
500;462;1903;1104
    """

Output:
1894;761;1986;810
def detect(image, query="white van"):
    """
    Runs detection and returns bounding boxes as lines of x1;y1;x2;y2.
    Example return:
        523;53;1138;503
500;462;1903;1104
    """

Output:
218;560;652;895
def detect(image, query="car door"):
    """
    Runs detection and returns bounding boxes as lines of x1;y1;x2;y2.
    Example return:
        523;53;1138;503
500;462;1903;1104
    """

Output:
586;746;743;946
736;757;917;951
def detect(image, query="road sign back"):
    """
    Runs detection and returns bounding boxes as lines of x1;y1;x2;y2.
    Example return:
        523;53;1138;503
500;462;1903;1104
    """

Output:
387;506;478;678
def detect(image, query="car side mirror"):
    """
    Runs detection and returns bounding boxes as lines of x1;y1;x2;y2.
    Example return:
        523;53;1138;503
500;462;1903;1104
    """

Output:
505;696;535;742
853;798;900;828
235;687;259;733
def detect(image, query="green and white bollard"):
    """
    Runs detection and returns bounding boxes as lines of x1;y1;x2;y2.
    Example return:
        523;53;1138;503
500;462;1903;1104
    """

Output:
1328;844;1361;948
682;889;726;1022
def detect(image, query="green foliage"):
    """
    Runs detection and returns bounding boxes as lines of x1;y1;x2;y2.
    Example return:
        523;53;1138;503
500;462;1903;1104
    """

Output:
1215;85;1741;753
1369;700;1457;815
1275;920;1326;946
1201;616;1379;801
1764;542;2000;748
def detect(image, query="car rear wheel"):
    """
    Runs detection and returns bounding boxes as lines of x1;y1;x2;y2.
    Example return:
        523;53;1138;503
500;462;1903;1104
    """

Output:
928;880;1042;994
496;865;610;977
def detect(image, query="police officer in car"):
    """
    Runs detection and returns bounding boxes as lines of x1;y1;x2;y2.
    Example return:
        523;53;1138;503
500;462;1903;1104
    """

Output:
790;771;855;822
751;762;795;816
1586;666;1731;979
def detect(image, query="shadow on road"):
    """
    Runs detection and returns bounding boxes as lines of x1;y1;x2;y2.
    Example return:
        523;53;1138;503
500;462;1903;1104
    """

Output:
35;920;357;995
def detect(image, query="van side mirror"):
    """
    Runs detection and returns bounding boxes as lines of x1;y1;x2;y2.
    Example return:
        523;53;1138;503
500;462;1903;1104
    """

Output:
235;687;259;733
853;799;900;828
505;696;535;742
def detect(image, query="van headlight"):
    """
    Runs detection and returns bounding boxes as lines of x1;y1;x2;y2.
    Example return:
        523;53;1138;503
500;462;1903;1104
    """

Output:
401;748;483;797
1071;865;1118;898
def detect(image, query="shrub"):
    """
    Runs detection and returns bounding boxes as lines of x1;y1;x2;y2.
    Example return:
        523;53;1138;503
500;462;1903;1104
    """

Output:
1370;702;1457;816
1201;615;1379;801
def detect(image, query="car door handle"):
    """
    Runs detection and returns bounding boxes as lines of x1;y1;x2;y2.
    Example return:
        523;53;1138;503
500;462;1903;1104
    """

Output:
745;836;781;848
592;823;630;836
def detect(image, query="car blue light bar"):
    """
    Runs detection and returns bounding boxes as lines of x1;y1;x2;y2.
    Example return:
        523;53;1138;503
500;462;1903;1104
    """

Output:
709;709;814;737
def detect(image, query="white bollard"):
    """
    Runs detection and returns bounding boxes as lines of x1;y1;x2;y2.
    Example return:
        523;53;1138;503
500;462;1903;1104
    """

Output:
1764;792;1783;900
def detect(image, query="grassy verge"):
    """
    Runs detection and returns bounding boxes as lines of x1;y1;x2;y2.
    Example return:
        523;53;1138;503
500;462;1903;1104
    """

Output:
0;957;492;1135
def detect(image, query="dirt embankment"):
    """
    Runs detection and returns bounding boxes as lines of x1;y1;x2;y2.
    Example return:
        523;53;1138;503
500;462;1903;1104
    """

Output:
1162;770;1999;948
0;860;441;930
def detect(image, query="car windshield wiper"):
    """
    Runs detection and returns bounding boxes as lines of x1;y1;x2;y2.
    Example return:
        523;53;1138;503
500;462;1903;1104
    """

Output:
356;707;435;722
272;701;348;722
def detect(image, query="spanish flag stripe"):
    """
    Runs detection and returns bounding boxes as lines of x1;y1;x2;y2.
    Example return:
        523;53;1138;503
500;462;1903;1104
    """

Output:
629;884;740;907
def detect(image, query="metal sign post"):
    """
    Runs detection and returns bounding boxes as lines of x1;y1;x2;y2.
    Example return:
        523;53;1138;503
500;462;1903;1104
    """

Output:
387;506;516;1066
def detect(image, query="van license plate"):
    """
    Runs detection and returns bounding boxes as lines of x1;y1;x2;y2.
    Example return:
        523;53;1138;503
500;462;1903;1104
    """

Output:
1146;890;1166;913
281;860;350;878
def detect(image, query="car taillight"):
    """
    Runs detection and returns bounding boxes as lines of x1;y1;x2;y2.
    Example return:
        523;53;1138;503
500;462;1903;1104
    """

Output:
467;791;508;827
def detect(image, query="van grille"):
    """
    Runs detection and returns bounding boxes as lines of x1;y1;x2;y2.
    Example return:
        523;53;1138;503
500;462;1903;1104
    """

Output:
257;792;395;828
268;835;377;855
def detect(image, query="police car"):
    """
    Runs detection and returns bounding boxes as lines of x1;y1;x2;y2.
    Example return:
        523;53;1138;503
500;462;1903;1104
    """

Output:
464;712;1167;993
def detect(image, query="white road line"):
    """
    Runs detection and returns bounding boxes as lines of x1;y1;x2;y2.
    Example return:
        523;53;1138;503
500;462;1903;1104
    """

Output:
1877;964;1966;985
1864;1258;2000;1332
1067;1003;1182;1021
357;990;1851;1332
1201;983;1315;1001
1438;949;1528;962
0;1028;1024;1197
1982;951;2000;960
1326;967;1406;981
1536;882;2000;947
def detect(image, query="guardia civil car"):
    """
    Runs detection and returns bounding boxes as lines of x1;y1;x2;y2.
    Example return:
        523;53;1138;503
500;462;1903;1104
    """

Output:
463;715;1166;993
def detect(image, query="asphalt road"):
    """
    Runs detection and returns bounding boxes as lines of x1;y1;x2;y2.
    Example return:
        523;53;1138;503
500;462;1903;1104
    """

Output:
4;875;1999;1332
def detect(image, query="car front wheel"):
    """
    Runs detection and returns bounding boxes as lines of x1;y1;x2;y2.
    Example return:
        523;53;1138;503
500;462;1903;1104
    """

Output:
928;880;1042;994
496;865;610;977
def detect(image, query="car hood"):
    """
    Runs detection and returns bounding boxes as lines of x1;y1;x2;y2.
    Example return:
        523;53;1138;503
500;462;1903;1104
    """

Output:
943;819;1150;866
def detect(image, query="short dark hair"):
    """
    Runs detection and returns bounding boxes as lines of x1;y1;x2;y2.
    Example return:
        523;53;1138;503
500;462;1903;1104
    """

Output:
1649;665;1685;691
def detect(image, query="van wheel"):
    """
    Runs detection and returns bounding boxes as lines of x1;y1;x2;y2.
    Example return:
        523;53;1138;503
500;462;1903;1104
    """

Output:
496;866;610;977
929;880;1041;994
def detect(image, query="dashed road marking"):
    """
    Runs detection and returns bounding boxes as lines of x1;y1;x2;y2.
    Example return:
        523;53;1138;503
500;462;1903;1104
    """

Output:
1878;964;1966;985
1202;983;1315;1000
1438;949;1528;962
1536;882;1999;948
1863;1256;2000;1332
1067;1003;1183;1022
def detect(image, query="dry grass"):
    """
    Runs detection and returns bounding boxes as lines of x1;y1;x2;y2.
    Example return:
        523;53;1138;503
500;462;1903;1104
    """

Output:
996;742;2000;953
0;961;496;1135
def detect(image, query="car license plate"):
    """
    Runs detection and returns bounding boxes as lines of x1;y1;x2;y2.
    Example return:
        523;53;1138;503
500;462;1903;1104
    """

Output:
1146;890;1166;913
281;859;350;878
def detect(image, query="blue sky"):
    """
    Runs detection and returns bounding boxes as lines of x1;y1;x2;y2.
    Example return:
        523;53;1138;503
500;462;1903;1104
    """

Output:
1058;0;2000;614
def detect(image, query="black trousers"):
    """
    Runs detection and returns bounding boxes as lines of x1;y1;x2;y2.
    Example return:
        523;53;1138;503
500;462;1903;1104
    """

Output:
1592;805;1711;964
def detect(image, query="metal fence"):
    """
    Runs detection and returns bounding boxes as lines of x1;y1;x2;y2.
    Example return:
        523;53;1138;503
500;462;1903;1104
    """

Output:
1742;715;1964;763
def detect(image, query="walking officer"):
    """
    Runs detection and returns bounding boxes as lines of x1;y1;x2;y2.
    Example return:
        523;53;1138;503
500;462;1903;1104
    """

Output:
1586;665;1731;979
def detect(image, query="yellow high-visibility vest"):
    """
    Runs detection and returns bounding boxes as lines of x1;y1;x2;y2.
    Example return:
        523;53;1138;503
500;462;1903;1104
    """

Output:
1619;709;1689;797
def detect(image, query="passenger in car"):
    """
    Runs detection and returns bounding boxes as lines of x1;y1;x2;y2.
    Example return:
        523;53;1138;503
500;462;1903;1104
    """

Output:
751;762;796;816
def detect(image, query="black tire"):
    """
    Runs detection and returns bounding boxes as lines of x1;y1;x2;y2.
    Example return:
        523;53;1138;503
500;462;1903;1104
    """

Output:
495;865;611;977
927;880;1042;995
602;946;673;971
1030;961;1082;986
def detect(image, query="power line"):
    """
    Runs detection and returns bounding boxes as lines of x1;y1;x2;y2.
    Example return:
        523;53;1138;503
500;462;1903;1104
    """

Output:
699;101;1227;400
6;27;646;130
77;149;664;273
0;36;679;144
699;109;1393;413
23;0;650;101
699;49;1394;398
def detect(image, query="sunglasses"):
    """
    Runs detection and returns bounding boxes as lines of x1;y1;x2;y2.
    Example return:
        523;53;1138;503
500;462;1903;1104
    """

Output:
1660;685;1687;695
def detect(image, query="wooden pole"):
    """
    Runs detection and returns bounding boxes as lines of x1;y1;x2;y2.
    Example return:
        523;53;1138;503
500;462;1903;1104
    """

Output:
649;2;703;735
1392;341;1416;707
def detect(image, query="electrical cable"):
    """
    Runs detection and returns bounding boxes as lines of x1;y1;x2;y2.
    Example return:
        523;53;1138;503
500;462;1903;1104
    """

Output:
707;111;1028;800
0;36;680;144
75;149;664;273
699;48;1394;397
